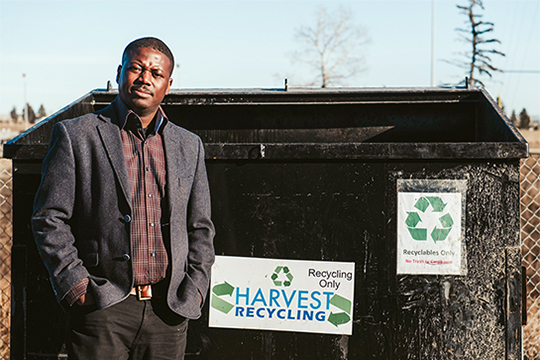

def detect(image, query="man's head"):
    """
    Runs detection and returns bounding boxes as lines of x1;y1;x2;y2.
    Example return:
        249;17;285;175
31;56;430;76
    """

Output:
116;37;174;123
121;37;175;75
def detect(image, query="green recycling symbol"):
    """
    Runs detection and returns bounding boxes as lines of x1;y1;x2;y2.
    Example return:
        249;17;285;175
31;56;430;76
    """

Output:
271;266;294;287
327;294;352;327
405;196;454;243
211;281;235;314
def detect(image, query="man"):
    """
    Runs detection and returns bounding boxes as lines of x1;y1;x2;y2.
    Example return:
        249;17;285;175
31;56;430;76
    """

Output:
32;37;215;359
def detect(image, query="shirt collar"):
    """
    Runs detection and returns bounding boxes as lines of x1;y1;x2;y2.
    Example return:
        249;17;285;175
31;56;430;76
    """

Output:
113;96;168;134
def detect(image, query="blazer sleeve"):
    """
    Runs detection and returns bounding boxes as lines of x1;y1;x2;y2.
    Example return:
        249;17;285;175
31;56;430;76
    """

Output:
185;136;215;304
31;122;89;304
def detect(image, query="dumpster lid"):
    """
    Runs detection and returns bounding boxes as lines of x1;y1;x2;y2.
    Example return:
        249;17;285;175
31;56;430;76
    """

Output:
3;87;528;160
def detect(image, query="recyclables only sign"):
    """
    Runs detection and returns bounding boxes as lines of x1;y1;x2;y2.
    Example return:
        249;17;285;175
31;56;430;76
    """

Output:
209;256;355;335
397;192;463;275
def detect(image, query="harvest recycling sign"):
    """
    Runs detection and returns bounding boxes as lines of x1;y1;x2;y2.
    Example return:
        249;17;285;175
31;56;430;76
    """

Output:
209;256;355;335
397;191;463;275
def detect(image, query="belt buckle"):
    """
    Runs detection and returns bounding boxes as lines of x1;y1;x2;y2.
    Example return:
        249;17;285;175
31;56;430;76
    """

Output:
137;285;152;301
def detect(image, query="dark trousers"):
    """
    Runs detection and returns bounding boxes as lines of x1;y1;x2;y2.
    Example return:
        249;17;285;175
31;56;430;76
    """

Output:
68;295;188;360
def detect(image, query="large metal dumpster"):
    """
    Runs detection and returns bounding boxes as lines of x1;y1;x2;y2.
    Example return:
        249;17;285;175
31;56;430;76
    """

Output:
4;87;527;359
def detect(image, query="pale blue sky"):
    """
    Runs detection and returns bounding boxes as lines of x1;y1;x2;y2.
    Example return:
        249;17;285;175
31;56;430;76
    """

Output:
0;0;538;118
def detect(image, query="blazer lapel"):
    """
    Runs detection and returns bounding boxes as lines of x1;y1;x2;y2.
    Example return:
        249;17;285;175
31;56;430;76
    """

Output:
96;105;132;207
162;124;188;218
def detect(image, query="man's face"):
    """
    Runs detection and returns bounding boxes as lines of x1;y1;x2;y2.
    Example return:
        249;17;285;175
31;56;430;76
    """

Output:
116;47;173;117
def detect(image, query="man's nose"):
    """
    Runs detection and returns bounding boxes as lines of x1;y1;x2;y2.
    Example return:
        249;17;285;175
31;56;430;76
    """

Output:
136;68;152;84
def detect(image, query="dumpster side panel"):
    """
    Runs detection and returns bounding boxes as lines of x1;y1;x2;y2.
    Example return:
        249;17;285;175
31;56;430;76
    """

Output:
13;158;521;360
387;160;520;360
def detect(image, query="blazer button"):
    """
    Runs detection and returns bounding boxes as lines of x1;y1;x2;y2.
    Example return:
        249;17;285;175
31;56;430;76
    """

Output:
122;254;131;261
123;214;132;223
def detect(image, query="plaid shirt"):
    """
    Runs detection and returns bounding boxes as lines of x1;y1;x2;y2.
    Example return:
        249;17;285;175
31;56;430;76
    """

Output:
64;97;169;305
116;97;169;286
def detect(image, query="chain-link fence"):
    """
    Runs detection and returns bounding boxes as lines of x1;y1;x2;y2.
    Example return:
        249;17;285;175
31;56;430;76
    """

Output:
0;158;12;360
521;151;540;360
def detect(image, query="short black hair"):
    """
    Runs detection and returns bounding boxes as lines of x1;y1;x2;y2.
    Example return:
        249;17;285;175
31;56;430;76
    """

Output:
122;37;175;75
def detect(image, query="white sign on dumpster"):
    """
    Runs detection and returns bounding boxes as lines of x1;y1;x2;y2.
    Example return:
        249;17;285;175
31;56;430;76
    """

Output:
397;188;465;275
209;255;355;335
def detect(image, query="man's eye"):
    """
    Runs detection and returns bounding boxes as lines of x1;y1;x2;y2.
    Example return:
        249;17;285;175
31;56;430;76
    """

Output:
152;71;164;78
129;66;142;72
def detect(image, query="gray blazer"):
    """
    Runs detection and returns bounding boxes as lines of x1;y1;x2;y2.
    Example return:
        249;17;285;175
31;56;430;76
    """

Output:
32;101;215;319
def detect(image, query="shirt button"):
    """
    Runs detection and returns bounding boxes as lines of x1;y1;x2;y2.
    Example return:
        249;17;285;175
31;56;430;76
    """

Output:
123;214;132;223
146;167;150;171
122;254;131;261
150;222;155;227
148;194;153;198
151;253;156;257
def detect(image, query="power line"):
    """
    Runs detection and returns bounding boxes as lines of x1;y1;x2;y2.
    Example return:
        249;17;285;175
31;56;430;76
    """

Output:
502;70;540;74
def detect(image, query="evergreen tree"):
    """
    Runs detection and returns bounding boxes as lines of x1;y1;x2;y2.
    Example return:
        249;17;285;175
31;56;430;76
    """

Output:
510;110;518;127
37;104;47;119
23;104;37;124
10;107;18;122
519;108;530;129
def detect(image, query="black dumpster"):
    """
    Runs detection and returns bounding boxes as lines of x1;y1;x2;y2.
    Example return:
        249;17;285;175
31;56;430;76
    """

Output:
4;87;527;359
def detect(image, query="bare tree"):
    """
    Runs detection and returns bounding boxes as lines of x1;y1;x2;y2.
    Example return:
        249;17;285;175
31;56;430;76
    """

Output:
453;0;505;87
293;6;369;88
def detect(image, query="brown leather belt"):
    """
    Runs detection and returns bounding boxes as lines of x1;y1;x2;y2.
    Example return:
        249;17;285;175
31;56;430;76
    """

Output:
130;285;152;300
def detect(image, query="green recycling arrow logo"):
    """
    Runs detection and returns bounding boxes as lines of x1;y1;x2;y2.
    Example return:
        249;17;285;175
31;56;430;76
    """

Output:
328;294;352;327
211;281;235;314
405;196;454;243
271;266;294;287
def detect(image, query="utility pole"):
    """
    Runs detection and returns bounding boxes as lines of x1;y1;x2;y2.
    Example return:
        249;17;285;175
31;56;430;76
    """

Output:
431;0;435;86
23;73;28;129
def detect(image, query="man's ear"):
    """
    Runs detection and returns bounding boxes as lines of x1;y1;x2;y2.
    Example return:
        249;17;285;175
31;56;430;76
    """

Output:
165;78;173;95
116;65;122;84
